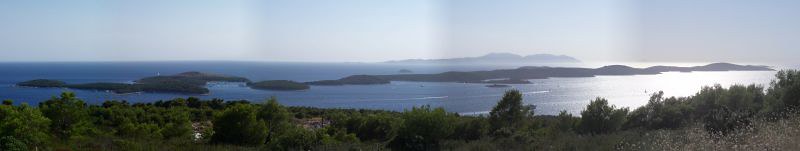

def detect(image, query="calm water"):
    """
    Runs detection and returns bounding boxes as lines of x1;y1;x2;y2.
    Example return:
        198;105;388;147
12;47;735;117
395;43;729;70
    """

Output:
0;62;793;115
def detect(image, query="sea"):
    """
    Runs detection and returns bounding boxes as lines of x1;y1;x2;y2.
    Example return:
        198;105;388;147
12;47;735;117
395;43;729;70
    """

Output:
0;61;795;115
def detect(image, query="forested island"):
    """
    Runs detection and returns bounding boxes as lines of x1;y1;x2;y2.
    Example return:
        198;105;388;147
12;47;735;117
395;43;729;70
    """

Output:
371;62;773;84
305;75;391;85
385;52;582;64
248;80;310;91
16;63;773;94
16;72;311;93
1;70;799;150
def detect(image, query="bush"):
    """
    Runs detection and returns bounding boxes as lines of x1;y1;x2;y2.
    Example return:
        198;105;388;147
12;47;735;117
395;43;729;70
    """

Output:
266;127;319;150
257;98;292;143
0;104;51;149
488;90;535;133
554;110;579;132
578;98;629;134
210;104;268;145
39;92;94;140
688;85;765;133
450;117;490;140
626;91;692;129
354;114;399;141
390;106;457;151
768;70;800;110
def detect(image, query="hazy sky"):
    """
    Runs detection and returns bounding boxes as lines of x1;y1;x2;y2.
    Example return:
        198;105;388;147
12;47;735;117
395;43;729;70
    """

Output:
0;0;798;63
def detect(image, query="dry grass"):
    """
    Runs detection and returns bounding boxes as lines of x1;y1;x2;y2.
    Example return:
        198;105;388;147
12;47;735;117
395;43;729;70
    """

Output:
620;115;800;151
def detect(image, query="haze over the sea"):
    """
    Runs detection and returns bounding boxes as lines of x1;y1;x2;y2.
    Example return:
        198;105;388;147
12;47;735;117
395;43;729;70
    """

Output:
1;0;799;64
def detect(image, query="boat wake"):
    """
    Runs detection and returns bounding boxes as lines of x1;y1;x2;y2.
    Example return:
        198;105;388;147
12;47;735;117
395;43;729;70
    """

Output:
522;90;550;94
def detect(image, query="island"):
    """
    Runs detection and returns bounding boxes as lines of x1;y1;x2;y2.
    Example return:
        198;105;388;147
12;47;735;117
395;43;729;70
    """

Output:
485;84;511;88
305;75;390;86
365;63;773;84
483;78;532;84
17;71;251;94
17;63;773;93
17;79;67;87
398;69;413;73
248;80;310;91
136;71;250;86
385;52;581;64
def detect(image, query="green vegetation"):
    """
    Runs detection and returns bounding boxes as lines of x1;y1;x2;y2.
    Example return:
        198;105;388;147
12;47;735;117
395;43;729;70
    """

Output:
578;98;628;134
306;75;390;85
16;79;66;87
375;63;773;83
488;90;534;133
248;80;310;91
1;70;800;150
15;71;251;94
485;84;510;88
483;78;532;84
65;83;141;93
136;71;249;86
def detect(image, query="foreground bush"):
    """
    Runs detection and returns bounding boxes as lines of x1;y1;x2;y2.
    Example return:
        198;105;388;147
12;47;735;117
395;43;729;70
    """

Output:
210;104;268;145
389;106;457;151
579;98;629;134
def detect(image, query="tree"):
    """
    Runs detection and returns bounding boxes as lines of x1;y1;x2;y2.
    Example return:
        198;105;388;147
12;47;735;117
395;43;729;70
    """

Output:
488;90;535;133
390;106;456;151
266;127;319;150
354;114;399;141
578;98;628;134
160;108;193;139
625;91;691;130
39;92;94;140
210;104;268;145
688;85;765;134
257;97;291;143
0;136;26;151
554;110;579;132
0;104;51;149
767;70;800;110
450;117;489;140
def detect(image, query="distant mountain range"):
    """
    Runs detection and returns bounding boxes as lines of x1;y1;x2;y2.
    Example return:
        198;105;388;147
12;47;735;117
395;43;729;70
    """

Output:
385;53;581;64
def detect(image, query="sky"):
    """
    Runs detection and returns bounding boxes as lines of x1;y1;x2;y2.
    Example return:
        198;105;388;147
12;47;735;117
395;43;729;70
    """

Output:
0;0;798;63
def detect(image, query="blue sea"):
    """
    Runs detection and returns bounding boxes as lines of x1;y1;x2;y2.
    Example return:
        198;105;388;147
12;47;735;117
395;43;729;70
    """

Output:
0;61;793;115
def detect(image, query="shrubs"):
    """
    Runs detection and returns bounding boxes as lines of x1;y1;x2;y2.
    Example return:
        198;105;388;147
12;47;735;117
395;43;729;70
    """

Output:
257;98;291;143
554;110;579;132
390;106;457;151
768;70;800;110
578;98;629;134
626;91;692;129
450;117;490;140
210;104;268;145
488;90;535;134
38;92;94;140
0;104;50;149
353;114;400;141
